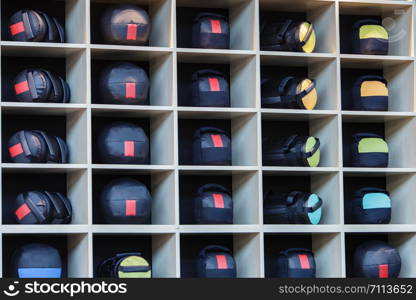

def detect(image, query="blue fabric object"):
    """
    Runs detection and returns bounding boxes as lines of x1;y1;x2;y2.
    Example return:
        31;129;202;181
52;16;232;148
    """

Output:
307;194;322;225
18;268;61;278
363;193;391;209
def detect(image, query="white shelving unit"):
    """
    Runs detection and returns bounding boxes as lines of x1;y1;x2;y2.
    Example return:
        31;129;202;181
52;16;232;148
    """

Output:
0;0;415;278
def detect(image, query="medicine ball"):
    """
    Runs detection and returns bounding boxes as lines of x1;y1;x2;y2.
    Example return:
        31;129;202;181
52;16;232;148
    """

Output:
350;133;389;168
193;127;231;165
101;4;151;45
197;246;237;278
353;241;401;278
352;75;388;111
263;135;320;167
10;243;63;278
261;77;317;110
192;13;230;49
99;62;149;105
194;184;233;224
97;122;150;164
352;187;391;224
353;19;389;55
14;69;70;103
277;248;316;278
9;10;64;42
101;177;151;224
97;252;151;278
8;130;69;163
261;19;316;53
15;191;72;224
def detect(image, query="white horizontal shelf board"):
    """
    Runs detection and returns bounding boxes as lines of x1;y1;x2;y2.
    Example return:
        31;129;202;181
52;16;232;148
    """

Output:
342;167;416;175
262;225;342;233
2;103;87;115
262;109;338;120
344;225;416;233
2;164;88;173
178;166;258;175
91;225;177;234
340;54;414;62
1;42;86;57
260;51;337;59
91;104;173;117
177;48;256;56
179;225;261;233
1;225;89;234
92;164;175;172
262;167;339;174
342;111;415;122
90;46;173;60
178;107;256;119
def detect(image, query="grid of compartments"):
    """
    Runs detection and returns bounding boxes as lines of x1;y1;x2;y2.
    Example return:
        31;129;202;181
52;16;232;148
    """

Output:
0;0;415;278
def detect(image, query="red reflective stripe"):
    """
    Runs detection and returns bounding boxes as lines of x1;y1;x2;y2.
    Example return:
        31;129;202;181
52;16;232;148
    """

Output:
208;78;220;91
10;22;25;35
298;254;310;269
216;255;228;269
14;81;30;95
15;203;31;220
9;143;24;158
210;20;222;34
125;200;136;216
125;82;136;98
379;264;389;278
211;135;224;147
126;24;138;40
124;141;135;157
213;193;225;208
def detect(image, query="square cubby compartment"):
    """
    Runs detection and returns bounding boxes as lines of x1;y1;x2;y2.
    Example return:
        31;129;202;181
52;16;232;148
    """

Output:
345;233;416;278
341;58;414;112
339;2;412;56
92;170;175;225
2;111;88;164
2;169;88;224
178;114;258;166
1;49;87;104
342;118;416;168
176;0;255;50
1;0;86;43
90;0;172;47
259;0;336;54
343;173;416;225
261;115;339;168
2;234;89;278
179;171;259;225
263;171;340;224
177;53;256;108
180;233;261;278
93;234;176;278
91;49;173;106
260;55;337;111
264;233;342;278
91;113;174;165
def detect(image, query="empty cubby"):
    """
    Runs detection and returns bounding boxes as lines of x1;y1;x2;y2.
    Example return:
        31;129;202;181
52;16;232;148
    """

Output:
342;118;416;168
1;111;88;164
345;233;416;278
179;171;259;225
1;48;88;104
259;0;336;54
92;169;175;225
340;58;414;112
93;233;176;278
262;171;340;224
2;233;89;278
90;0;172;47
260;55;338;111
343;173;416;225
177;53;256;108
176;0;256;50
180;233;261;278
261;115;339;168
263;233;342;278
2;169;88;225
91;112;174;165
339;2;413;56
91;49;173;106
1;0;87;43
178;113;258;166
